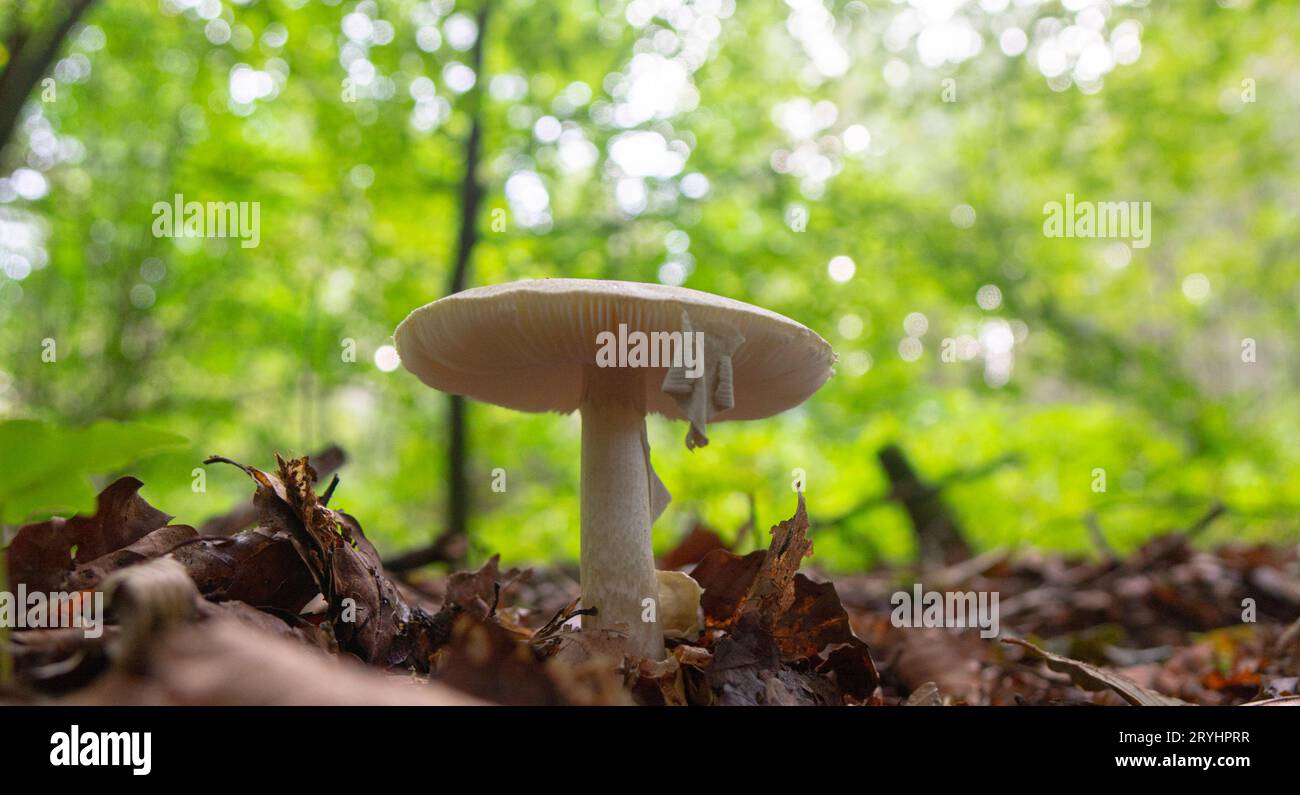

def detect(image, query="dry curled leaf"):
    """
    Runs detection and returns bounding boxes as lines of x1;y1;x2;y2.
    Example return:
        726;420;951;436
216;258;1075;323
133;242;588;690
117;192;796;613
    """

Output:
7;478;174;593
693;549;765;628
905;681;944;706
206;454;443;670
1005;637;1188;706
441;553;527;621
169;527;319;613
660;524;730;570
691;494;814;628
744;493;814;622
689;495;879;704
62;524;197;593
436;615;630;705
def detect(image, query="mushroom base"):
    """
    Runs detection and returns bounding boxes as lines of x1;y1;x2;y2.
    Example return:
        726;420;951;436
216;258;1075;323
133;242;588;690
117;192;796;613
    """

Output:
578;366;665;659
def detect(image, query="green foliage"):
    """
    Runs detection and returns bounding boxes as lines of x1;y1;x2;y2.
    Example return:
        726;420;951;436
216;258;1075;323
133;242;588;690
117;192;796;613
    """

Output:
0;0;1296;567
0;419;186;524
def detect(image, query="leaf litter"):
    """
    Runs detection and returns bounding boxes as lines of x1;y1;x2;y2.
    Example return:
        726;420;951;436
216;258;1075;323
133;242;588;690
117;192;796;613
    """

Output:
1;452;1296;707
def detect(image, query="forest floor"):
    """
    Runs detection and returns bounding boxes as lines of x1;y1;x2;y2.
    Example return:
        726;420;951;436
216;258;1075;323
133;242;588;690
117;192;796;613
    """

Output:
2;453;1298;707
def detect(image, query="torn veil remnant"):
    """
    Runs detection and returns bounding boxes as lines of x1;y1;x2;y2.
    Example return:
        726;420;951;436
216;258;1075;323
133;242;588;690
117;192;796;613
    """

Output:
660;309;746;450
654;569;703;640
394;279;835;659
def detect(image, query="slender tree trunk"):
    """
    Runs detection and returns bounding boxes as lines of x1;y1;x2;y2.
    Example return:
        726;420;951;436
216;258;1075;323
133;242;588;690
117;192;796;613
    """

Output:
434;2;490;565
877;444;973;568
0;0;97;160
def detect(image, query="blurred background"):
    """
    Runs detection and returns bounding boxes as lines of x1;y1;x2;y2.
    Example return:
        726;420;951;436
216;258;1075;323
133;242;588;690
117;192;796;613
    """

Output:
0;0;1297;572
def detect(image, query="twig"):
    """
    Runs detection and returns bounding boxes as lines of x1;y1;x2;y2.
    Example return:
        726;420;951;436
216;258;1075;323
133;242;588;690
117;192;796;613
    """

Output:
320;474;340;507
1083;512;1116;559
383;531;468;573
816;452;1021;531
1186;501;1226;538
922;548;1011;589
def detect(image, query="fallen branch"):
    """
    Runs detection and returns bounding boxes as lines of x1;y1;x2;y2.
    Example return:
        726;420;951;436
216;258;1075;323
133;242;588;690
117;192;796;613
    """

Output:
384;529;469;573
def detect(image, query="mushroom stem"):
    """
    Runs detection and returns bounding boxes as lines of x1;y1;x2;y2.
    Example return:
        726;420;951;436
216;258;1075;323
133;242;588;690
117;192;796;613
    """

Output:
579;366;665;659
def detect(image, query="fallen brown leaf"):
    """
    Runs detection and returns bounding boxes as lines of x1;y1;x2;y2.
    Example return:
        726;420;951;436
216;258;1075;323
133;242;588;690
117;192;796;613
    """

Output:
1005;637;1188;706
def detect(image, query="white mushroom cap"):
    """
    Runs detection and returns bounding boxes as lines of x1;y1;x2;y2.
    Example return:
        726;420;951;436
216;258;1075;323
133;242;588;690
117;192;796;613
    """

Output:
393;278;835;422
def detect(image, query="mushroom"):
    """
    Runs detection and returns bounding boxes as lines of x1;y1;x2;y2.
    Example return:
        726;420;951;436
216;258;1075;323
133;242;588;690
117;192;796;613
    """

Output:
394;279;834;658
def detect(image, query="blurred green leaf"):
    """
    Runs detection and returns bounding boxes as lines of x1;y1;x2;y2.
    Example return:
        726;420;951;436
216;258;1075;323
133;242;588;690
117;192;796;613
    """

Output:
0;419;187;525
